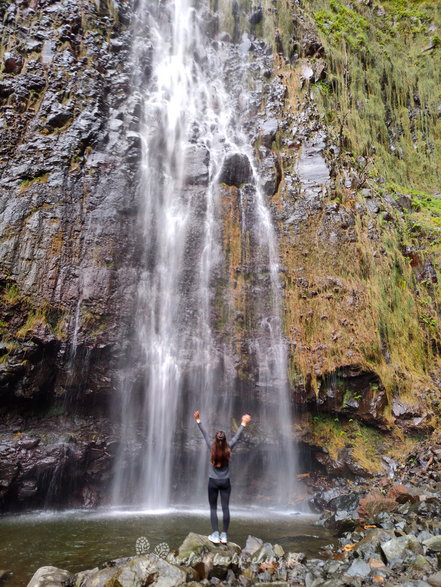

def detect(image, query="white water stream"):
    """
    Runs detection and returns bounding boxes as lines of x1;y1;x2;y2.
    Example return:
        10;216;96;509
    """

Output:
112;0;296;508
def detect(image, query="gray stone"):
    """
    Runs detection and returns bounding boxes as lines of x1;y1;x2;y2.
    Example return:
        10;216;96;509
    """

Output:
380;535;423;565
27;565;73;586
285;552;306;567
346;559;371;577
297;137;329;187
184;145;210;186
116;555;186;587
210;551;240;580
46;109;73;129
243;535;263;555
260;118;278;148
428;572;441;587
218;153;252;187
75;555;187;587
355;528;395;558
301;64;314;81
417;531;435;542
324;509;359;536
176;532;240;563
312;488;342;511
328;492;360;512
274;544;285;557
423;536;441;551
74;566;115;586
251;542;276;563
410;554;432;570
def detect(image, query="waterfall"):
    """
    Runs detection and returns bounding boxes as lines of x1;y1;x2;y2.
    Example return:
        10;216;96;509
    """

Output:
112;0;296;509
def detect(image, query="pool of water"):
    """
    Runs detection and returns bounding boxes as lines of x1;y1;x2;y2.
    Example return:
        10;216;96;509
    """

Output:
0;506;334;586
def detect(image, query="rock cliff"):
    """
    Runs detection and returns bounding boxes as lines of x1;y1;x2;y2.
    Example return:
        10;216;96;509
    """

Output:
0;0;440;509
0;0;139;509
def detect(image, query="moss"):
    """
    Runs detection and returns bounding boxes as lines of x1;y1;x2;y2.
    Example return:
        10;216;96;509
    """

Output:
348;422;386;473
19;172;49;191
16;309;47;339
3;283;20;305
309;414;346;461
272;1;440;411
1;279;67;341
307;414;392;472
307;0;441;191
314;0;370;50
81;310;109;337
279;182;438;404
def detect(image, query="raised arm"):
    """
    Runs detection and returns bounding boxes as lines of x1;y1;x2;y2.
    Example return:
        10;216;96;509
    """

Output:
230;414;251;448
194;411;211;449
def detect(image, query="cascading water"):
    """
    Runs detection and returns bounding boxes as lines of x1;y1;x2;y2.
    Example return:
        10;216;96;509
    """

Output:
112;0;296;508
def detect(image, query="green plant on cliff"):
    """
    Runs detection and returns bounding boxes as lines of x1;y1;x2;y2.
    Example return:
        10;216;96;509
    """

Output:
3;283;20;304
309;0;441;192
17;309;47;339
314;0;370;50
19;173;49;191
278;0;441;408
308;413;386;472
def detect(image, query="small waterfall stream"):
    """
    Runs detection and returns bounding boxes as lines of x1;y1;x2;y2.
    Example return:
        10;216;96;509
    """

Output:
112;0;296;508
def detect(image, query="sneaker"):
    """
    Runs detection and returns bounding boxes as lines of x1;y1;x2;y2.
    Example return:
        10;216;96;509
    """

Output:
208;531;220;544
220;532;228;544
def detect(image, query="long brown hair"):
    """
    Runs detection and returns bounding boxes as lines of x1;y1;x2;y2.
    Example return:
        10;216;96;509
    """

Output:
211;430;231;468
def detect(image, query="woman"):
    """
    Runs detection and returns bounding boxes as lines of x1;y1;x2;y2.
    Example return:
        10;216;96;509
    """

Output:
194;410;251;545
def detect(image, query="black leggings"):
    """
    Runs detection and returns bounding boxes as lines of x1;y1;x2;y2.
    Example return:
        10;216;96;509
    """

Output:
208;477;231;533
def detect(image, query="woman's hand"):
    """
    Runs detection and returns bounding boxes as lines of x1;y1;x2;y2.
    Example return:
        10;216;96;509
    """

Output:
194;411;200;422
241;414;251;426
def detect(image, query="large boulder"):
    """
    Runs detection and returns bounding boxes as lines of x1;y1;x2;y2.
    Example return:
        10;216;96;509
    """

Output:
358;491;399;524
354;528;395;559
218;153;253;187
423;536;441;552
380;535;423;567
74;554;187;587
323;508;360;536
173;532;241;581
328;492;360;512
27;566;73;586
175;532;241;563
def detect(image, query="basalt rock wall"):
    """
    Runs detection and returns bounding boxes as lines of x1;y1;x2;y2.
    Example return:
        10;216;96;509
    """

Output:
0;0;440;510
0;0;141;509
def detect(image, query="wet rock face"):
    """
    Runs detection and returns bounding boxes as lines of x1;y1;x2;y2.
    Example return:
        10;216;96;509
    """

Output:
0;415;116;511
0;0;140;397
0;0;141;509
218;152;253;187
314;367;388;428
